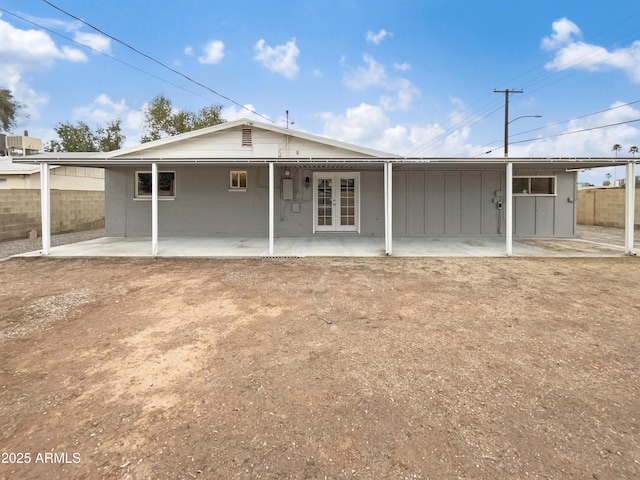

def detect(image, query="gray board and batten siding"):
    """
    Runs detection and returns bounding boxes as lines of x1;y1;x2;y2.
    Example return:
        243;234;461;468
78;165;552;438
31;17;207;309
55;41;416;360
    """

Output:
105;164;576;239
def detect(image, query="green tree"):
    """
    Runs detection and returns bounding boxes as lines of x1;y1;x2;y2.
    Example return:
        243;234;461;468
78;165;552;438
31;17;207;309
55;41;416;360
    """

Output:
629;145;638;157
0;88;25;132
97;119;126;152
141;94;225;143
45;120;125;152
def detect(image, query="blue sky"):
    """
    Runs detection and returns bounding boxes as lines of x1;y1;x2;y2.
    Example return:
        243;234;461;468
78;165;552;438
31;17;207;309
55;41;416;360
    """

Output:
1;0;640;185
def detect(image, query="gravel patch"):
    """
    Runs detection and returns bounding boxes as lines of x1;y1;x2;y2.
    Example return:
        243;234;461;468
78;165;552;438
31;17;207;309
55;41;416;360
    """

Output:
0;288;94;340
0;229;104;258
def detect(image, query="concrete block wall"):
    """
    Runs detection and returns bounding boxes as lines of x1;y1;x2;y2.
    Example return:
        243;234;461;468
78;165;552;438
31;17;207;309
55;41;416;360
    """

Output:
577;188;640;228
0;189;104;241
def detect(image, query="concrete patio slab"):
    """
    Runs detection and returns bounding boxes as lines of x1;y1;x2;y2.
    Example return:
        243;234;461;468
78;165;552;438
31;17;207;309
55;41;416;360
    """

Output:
14;234;630;258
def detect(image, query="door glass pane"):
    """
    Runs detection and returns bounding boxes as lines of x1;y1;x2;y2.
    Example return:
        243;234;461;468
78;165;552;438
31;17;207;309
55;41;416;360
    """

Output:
317;179;332;226
340;178;355;226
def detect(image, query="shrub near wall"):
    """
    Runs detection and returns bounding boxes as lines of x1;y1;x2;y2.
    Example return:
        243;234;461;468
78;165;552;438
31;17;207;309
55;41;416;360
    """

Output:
577;188;640;228
0;189;104;241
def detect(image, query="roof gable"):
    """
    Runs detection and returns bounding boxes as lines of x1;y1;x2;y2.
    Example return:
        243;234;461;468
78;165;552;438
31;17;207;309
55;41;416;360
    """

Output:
95;119;397;160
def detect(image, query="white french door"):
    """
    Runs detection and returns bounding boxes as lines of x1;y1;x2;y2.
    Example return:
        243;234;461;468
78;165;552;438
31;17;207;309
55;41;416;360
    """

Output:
313;172;360;233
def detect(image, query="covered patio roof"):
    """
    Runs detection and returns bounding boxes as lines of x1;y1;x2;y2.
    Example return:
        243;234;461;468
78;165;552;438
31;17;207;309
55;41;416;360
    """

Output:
10;152;636;171
8;116;638;258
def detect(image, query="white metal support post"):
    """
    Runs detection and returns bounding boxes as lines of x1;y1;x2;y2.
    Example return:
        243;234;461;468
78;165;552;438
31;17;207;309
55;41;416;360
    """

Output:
151;163;158;257
384;162;393;255
506;163;513;256
40;162;51;255
269;162;274;256
625;161;636;255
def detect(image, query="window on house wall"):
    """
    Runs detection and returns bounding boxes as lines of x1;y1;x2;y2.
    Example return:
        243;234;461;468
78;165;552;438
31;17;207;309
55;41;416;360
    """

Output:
229;170;247;190
135;171;176;198
513;176;556;195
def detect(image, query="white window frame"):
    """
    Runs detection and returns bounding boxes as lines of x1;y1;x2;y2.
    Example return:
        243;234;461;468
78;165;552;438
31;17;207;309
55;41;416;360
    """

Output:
134;170;176;200
229;170;248;191
512;175;557;196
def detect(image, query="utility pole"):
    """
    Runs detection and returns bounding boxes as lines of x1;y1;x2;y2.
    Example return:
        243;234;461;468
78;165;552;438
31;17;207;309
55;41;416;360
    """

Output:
494;89;523;157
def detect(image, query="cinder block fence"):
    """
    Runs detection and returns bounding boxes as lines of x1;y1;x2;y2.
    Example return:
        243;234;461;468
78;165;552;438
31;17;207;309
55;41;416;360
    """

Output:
577;188;640;228
0;189;104;241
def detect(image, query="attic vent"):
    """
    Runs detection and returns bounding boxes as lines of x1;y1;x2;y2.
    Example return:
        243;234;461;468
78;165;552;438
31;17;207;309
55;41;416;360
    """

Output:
241;128;252;147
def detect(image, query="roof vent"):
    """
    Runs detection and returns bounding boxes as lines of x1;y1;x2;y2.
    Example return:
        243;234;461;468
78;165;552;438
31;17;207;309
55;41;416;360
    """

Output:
242;128;252;147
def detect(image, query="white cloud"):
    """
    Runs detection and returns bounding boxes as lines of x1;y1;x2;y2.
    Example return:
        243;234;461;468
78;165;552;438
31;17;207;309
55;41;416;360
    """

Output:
0;14;90;128
0;15;87;71
541;17;582;50
74;31;111;54
508;101;640;158
221;104;270;123
74;94;130;122
319;97;639;188
18;13;81;33
393;62;411;71
344;55;420;111
254;38;300;79
319;99;490;158
344;54;386;89
184;46;194;56
321;103;390;147
71;94;143;146
366;29;390;45
319;103;464;155
60;45;88;62
198;40;225;64
543;17;640;83
380;78;420;111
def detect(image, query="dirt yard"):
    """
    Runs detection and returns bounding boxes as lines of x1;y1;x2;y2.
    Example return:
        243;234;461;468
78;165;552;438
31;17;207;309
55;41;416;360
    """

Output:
0;257;639;480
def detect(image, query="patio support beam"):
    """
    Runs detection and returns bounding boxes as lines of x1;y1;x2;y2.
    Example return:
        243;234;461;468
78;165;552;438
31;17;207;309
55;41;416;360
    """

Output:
269;162;274;256
40;162;51;255
151;162;158;256
384;162;393;255
506;163;513;256
625;161;636;255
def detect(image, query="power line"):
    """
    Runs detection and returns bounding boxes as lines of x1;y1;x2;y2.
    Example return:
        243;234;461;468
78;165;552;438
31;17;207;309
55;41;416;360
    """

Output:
411;10;640;156
0;8;214;104
40;0;275;124
509;117;640;147
475;116;640;156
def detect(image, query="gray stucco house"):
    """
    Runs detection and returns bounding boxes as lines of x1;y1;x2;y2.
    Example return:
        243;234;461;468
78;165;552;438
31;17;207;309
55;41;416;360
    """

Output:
14;118;638;256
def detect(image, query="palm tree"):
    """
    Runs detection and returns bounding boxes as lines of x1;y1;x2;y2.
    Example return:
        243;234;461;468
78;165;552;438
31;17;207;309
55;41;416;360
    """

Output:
630;145;639;157
612;144;622;156
604;172;612;186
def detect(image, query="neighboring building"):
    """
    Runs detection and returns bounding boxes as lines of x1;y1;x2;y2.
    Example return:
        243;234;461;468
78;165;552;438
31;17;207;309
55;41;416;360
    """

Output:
1;134;105;241
12;119;637;255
